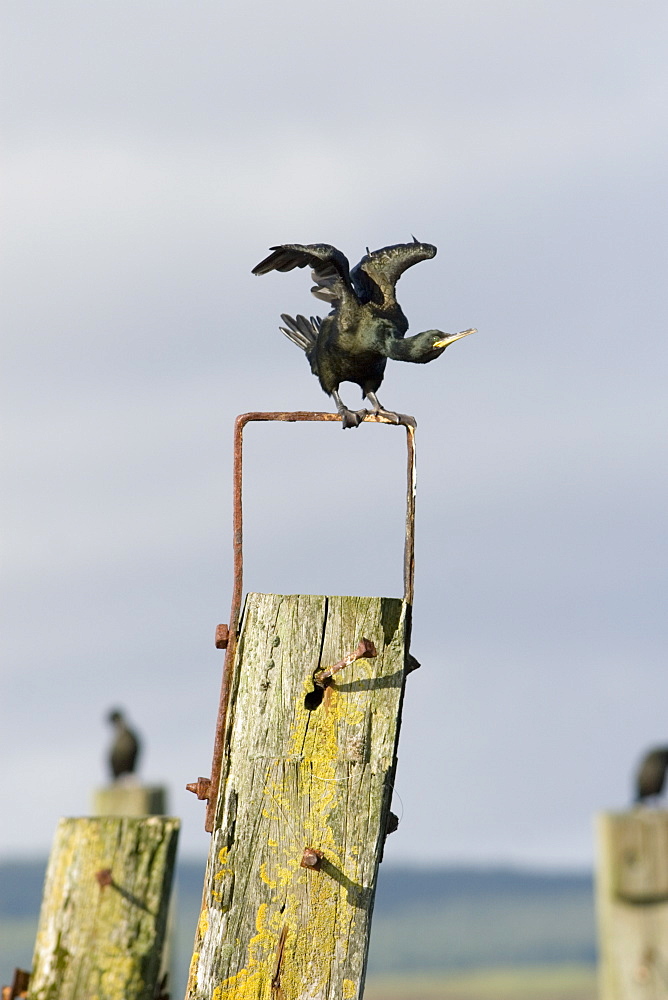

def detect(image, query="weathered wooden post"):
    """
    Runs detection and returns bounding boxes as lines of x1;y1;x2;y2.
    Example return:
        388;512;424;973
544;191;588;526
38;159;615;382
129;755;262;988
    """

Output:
186;412;417;1000
596;810;668;999
27;816;179;1000
93;783;168;817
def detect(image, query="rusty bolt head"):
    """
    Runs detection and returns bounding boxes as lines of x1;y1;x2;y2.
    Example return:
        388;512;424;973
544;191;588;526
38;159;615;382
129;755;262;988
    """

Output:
300;847;323;871
95;868;113;888
186;777;212;800
215;624;230;649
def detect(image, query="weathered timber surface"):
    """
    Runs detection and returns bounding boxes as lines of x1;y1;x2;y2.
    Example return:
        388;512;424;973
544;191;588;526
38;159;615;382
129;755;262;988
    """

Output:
28;816;179;1000
92;784;167;817
596;811;668;1000
187;593;409;1000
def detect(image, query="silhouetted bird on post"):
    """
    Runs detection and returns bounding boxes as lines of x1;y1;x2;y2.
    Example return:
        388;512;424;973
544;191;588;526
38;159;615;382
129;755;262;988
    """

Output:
634;747;668;804
107;709;140;781
252;240;475;428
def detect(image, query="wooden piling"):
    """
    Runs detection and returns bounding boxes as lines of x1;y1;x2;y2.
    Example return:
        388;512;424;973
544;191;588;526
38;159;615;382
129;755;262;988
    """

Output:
596;810;668;999
27;815;179;1000
92;783;167;817
186;592;410;1000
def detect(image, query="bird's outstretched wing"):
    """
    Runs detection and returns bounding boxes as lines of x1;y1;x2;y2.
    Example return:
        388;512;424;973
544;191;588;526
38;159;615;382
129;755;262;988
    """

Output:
351;239;437;302
252;243;356;307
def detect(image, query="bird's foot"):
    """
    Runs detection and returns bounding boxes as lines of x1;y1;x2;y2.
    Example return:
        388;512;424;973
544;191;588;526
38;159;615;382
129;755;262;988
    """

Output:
371;407;400;424
340;407;368;429
368;408;417;428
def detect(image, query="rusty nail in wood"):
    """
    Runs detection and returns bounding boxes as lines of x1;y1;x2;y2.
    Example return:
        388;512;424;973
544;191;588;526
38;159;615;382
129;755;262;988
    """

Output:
300;847;323;870
215;624;230;649
314;637;377;686
356;638;377;659
186;777;212;800
271;924;288;996
95;868;113;889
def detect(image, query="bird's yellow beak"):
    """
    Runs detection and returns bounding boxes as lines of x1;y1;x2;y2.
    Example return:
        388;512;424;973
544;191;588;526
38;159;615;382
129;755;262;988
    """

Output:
433;328;476;349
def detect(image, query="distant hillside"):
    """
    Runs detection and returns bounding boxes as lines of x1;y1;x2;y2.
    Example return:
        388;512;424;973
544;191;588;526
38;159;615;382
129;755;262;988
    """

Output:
0;859;596;995
0;860;47;918
368;866;596;973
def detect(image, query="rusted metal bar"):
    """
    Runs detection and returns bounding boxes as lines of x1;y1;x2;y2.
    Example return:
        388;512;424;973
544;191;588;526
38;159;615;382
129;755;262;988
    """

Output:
404;420;416;606
202;410;417;832
2;968;30;1000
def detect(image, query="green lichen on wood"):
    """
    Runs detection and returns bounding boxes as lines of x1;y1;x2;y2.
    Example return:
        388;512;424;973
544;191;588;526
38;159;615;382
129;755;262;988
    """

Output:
28;816;179;1000
187;593;409;1000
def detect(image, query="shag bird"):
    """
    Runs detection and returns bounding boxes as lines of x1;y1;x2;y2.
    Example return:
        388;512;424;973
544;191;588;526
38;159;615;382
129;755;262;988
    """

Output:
252;240;475;428
107;708;141;781
635;747;668;804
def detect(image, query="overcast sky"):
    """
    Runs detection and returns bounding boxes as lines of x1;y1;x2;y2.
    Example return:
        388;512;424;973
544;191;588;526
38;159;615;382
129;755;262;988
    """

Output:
2;1;667;867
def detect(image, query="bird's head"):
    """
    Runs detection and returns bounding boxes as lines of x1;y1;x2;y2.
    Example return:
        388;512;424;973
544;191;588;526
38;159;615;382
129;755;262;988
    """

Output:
412;328;476;363
108;708;124;726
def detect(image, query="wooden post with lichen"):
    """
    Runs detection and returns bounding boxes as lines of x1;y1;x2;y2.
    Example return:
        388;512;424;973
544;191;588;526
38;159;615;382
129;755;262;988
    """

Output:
596;810;668;999
27;815;179;1000
186;592;412;1000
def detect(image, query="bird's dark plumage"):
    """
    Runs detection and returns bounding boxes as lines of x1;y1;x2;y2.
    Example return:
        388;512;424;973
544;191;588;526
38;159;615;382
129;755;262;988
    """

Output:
107;709;140;780
635;747;668;804
252;240;475;428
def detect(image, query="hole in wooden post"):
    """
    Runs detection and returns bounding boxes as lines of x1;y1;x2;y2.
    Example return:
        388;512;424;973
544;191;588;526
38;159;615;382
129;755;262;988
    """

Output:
304;685;325;711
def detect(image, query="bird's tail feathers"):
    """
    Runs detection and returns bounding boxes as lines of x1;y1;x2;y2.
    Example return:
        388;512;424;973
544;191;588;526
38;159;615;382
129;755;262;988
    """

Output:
279;313;320;352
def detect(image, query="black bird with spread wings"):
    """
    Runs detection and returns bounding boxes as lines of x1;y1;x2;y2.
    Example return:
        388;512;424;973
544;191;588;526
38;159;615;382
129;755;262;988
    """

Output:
252;240;475;428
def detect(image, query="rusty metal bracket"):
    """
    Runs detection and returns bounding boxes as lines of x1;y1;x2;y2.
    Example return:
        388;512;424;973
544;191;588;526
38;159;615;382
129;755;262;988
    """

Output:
202;410;417;832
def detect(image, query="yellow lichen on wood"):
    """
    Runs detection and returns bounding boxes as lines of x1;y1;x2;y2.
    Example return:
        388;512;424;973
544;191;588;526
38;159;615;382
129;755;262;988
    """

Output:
187;594;408;1000
187;952;201;997
210;903;276;1000
28;816;179;1000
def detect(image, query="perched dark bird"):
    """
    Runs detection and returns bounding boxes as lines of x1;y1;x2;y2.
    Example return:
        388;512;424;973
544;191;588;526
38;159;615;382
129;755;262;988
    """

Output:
252;240;475;428
107;708;141;781
634;747;668;804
